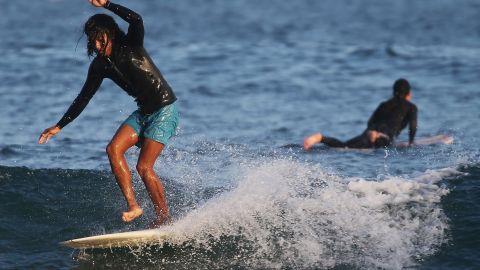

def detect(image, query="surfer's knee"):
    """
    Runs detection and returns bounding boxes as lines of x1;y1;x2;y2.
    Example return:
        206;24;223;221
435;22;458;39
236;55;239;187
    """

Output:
136;162;155;179
106;142;121;159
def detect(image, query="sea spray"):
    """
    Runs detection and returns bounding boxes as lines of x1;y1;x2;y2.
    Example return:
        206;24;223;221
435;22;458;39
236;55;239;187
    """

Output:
163;159;455;269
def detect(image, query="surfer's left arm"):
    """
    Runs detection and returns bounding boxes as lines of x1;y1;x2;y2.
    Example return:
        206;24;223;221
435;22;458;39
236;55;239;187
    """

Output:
94;0;144;46
408;105;418;146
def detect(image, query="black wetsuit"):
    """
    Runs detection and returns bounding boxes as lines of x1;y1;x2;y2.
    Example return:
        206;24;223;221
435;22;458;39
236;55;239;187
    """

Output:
56;2;176;129
321;96;417;148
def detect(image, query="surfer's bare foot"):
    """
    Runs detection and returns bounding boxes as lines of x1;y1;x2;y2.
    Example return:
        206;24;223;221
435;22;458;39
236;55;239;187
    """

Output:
122;207;143;223
304;133;323;150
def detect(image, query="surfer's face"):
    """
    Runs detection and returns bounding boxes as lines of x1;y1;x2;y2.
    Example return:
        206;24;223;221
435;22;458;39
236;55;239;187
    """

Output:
95;33;112;57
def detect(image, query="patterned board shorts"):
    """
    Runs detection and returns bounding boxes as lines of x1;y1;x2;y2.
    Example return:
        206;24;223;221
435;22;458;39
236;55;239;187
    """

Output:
123;102;179;147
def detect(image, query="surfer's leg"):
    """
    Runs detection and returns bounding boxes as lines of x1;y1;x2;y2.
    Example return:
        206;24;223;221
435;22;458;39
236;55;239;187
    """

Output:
304;132;350;149
343;132;372;148
340;130;391;149
321;136;349;148
106;124;144;223
367;130;391;148
136;139;170;227
135;102;178;227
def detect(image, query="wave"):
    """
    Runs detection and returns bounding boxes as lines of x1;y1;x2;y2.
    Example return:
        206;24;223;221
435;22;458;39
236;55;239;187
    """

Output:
158;160;459;269
1;159;472;269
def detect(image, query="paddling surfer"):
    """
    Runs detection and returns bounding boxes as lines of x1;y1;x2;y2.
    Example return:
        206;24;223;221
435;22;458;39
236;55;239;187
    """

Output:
39;0;178;227
304;78;417;149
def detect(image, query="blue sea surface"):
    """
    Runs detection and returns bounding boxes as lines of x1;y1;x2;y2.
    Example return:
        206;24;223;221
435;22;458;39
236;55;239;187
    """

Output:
0;0;479;269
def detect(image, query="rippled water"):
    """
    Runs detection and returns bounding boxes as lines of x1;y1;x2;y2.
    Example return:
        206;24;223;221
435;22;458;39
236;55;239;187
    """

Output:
1;0;479;269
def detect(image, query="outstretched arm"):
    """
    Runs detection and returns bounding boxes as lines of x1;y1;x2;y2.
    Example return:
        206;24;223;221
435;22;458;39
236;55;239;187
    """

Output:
90;0;144;45
38;60;104;144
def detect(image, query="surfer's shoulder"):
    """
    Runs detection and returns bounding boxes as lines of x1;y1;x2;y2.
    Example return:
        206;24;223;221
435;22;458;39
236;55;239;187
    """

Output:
87;56;110;75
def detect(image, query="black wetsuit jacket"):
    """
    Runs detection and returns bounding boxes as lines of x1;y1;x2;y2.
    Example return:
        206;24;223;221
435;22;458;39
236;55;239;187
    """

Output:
56;2;176;128
367;96;417;144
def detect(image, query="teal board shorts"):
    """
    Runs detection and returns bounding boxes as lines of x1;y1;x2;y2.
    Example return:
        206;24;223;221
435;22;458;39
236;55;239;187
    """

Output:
123;102;179;147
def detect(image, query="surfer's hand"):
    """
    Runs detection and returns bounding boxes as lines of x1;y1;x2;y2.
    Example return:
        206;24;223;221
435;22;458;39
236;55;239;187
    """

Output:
89;0;108;8
38;126;61;144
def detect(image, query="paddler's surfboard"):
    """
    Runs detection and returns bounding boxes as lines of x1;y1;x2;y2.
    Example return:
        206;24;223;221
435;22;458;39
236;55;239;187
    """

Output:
396;134;454;147
62;228;171;249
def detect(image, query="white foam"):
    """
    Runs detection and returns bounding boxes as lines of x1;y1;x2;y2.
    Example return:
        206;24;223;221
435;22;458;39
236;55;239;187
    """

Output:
164;159;458;269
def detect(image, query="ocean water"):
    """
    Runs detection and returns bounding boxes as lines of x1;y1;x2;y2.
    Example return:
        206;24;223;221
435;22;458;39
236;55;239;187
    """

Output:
1;0;479;269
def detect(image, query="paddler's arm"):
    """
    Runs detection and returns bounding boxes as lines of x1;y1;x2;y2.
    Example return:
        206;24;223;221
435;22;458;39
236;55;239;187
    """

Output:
408;105;418;146
38;59;104;144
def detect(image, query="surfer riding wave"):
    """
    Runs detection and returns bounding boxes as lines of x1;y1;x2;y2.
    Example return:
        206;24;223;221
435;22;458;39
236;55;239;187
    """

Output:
39;0;178;227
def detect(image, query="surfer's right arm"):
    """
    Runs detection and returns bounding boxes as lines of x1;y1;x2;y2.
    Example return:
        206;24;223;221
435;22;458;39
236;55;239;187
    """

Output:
38;126;61;144
407;104;418;146
38;58;104;144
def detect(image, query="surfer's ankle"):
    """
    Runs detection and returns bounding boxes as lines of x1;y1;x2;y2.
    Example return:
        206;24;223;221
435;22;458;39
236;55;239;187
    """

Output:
149;220;170;229
149;215;171;228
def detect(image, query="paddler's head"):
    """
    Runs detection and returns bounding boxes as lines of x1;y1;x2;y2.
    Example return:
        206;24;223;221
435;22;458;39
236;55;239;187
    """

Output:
393;78;412;101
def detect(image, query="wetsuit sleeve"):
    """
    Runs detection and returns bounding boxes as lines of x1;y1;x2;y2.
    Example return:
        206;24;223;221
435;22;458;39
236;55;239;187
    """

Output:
408;104;418;144
105;1;144;46
56;59;104;129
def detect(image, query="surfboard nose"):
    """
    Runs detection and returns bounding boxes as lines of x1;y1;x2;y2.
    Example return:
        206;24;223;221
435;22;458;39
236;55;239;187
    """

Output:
61;229;171;249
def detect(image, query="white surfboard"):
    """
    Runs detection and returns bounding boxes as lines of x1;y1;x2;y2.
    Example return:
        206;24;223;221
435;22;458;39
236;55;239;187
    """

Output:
62;228;172;249
396;134;454;147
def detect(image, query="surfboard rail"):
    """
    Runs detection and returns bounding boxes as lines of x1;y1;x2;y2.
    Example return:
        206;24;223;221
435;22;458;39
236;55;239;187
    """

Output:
396;134;454;147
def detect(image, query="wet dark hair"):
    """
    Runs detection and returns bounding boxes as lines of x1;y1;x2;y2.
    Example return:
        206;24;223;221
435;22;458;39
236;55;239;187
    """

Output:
84;14;124;57
393;78;411;98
